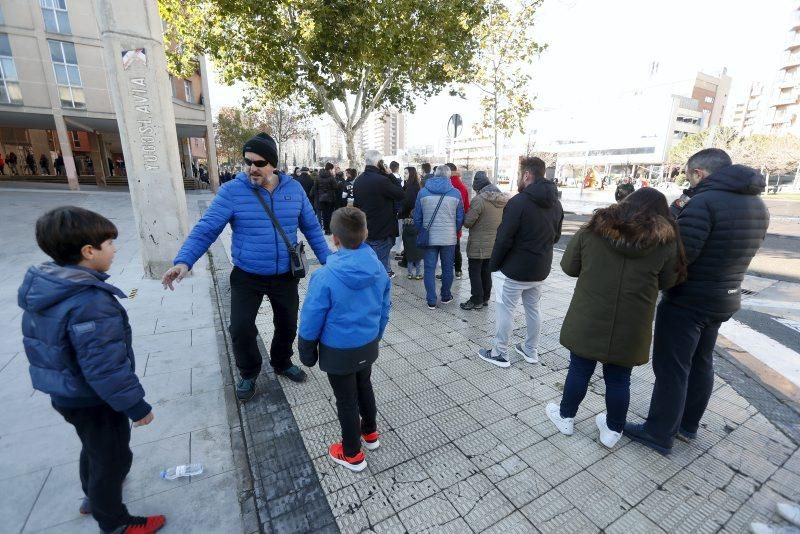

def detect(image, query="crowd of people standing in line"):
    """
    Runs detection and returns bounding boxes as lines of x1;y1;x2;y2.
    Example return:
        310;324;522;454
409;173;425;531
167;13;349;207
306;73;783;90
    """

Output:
16;126;772;533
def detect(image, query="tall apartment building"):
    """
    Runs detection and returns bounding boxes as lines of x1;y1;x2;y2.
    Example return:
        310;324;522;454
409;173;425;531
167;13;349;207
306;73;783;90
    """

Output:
554;70;731;182
317;119;346;162
769;1;800;135
691;70;731;129
0;0;215;185
357;110;406;159
729;82;773;135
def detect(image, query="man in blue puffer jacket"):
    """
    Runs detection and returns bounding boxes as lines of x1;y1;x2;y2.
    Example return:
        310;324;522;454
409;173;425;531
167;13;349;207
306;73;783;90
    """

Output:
162;133;331;401
625;149;769;455
297;207;391;472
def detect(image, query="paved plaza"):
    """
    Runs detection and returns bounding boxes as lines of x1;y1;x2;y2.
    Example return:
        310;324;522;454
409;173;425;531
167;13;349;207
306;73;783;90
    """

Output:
1;185;799;533
0;188;244;533
250;247;800;533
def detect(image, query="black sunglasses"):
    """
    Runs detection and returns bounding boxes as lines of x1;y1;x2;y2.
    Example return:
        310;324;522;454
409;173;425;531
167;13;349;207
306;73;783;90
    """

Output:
244;157;270;168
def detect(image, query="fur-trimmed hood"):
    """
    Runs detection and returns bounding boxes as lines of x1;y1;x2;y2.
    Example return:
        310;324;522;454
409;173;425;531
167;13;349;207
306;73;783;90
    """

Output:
587;209;676;258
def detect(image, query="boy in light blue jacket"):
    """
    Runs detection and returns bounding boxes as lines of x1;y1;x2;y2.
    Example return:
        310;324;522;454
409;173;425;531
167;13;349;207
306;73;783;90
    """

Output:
298;207;391;472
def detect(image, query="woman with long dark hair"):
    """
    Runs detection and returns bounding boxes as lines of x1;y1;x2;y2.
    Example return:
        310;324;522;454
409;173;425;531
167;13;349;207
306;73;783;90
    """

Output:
401;167;423;278
546;188;687;449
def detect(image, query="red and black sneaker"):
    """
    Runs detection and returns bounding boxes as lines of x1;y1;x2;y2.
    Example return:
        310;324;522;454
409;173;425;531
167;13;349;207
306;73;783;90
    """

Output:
361;431;380;451
328;442;367;472
113;515;166;534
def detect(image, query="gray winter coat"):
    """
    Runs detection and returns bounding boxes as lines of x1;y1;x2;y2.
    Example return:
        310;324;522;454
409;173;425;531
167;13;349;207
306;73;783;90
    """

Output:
413;177;464;247
463;185;508;259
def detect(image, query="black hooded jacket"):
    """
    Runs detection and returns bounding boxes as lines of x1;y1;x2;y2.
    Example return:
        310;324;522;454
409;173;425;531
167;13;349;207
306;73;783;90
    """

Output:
664;164;769;319
490;180;564;281
315;169;338;204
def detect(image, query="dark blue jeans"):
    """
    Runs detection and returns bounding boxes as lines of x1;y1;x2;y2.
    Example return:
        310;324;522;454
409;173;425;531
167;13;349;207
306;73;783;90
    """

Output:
643;300;722;445
423;245;455;305
366;237;394;273
559;352;632;433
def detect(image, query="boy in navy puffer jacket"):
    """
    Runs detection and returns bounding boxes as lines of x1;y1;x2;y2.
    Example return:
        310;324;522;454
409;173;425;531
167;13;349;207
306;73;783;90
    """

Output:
18;207;164;534
298;207;391;472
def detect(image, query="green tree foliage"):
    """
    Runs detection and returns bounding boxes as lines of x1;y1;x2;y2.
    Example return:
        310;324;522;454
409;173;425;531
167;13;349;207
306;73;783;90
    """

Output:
214;107;255;167
669;128;800;177
159;0;485;166
471;0;546;179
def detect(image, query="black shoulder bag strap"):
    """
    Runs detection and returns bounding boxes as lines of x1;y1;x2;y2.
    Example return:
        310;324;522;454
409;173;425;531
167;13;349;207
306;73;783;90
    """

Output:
425;194;447;232
250;187;307;278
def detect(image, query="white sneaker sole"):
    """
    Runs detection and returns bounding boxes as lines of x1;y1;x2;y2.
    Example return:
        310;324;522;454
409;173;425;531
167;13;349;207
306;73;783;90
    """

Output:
362;439;380;451
546;404;574;435
478;350;510;368
595;413;622;448
329;454;367;472
515;345;539;364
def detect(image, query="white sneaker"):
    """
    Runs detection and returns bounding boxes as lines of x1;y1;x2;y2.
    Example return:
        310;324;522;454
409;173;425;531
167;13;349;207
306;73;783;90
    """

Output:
595;413;623;448
546;402;574;435
778;503;800;528
750;523;800;534
514;343;539;364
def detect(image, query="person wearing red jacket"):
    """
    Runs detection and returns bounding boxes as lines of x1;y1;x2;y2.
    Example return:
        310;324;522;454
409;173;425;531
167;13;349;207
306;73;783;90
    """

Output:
447;163;469;278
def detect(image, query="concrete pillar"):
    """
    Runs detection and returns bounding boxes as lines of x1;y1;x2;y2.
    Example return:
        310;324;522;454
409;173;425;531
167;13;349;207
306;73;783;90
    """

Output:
183;138;194;180
88;132;107;186
53;114;79;190
97;133;112;177
198;56;219;192
96;0;188;278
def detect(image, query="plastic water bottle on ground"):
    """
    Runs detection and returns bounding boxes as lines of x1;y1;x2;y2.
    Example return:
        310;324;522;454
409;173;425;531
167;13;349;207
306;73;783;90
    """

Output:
160;464;203;480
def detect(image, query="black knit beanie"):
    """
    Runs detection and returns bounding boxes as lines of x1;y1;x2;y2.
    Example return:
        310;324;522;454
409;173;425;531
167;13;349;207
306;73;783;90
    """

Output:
242;132;279;167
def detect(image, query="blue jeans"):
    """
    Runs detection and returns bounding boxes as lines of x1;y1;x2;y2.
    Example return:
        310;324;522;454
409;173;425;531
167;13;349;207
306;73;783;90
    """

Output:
407;260;422;276
423;245;455;305
366;237;394;273
559;352;632;433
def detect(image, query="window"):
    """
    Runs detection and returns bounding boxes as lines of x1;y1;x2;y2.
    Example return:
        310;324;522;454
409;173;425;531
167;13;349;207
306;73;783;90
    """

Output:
0;34;22;105
48;40;84;108
704;96;714;104
184;80;193;103
169;74;176;97
70;130;80;148
40;0;71;34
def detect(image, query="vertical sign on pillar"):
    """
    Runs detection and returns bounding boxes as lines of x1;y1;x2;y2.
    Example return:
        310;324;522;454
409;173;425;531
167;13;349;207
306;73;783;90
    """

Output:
96;0;189;278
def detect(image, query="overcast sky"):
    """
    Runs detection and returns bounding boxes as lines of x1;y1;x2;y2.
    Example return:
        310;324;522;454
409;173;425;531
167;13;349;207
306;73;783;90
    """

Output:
208;0;796;148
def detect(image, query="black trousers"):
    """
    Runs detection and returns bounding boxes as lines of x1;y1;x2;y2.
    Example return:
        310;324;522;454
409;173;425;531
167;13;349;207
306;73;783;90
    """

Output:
229;267;299;379
454;237;463;273
467;258;492;303
53;403;133;531
319;202;335;234
643;300;723;445
328;366;377;457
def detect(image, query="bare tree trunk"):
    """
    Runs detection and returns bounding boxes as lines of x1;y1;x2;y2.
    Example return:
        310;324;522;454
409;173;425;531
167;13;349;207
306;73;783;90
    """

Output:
492;97;499;182
345;130;358;169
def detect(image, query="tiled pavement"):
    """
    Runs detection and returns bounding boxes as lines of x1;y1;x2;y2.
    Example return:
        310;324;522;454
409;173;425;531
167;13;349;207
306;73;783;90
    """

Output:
253;247;800;533
0;189;245;533
6;185;797;533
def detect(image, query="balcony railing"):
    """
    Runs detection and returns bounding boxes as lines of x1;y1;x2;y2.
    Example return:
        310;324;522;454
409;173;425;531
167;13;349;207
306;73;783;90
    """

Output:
783;54;800;69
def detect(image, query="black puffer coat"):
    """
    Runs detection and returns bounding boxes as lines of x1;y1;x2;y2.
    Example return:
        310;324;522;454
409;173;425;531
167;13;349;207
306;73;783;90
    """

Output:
664;164;769;320
489;180;564;281
353;165;406;241
316;170;338;204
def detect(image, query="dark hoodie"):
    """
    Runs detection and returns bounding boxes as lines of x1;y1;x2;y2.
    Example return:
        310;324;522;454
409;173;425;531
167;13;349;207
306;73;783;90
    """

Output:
315;169;338;204
664;164;769;319
17;263;150;421
490;180;564;281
